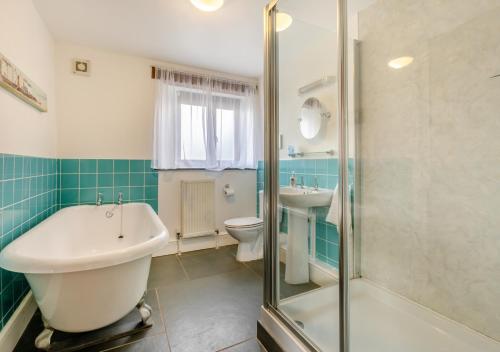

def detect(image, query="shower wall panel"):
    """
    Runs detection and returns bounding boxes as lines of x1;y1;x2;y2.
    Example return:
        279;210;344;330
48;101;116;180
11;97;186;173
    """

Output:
357;0;500;341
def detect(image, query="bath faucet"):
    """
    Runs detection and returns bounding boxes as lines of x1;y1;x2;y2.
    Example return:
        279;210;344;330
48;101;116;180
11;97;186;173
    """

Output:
97;193;103;206
105;192;123;218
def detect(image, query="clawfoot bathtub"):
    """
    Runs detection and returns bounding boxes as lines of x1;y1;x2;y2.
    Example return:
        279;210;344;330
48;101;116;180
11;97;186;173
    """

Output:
0;203;168;349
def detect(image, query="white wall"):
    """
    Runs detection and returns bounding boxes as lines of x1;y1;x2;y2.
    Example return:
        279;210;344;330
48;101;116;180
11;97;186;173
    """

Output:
55;43;257;159
277;2;370;161
0;0;57;157
55;44;258;242
158;170;257;237
55;44;154;159
278;18;337;160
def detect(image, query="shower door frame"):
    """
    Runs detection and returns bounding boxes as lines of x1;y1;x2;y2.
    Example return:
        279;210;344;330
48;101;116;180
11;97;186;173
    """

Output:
262;0;351;351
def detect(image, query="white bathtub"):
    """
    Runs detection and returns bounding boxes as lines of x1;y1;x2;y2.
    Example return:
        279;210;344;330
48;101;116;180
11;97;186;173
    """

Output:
0;203;168;334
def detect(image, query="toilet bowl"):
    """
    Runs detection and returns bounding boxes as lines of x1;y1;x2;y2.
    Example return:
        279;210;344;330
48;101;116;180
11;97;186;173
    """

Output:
224;191;265;262
224;217;264;262
225;191;282;262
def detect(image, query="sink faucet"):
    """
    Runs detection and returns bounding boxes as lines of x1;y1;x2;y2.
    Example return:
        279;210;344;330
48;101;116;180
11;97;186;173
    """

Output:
297;176;305;189
290;172;297;188
314;177;319;191
118;192;123;205
96;192;103;206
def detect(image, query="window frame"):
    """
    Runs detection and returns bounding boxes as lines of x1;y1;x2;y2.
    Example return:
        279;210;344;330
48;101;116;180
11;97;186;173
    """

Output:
174;87;243;168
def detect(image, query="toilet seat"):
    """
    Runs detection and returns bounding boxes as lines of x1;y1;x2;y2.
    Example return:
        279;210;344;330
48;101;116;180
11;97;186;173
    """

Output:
224;217;263;229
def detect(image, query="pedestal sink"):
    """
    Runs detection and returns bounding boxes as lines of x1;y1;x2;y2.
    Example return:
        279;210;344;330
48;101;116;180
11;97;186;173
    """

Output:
280;186;333;284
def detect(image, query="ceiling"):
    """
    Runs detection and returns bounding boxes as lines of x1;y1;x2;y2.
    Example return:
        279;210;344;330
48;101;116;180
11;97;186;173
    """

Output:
34;0;269;78
33;0;375;78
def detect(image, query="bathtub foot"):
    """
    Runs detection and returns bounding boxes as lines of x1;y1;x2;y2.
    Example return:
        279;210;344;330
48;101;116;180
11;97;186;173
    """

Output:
35;318;54;351
137;297;152;326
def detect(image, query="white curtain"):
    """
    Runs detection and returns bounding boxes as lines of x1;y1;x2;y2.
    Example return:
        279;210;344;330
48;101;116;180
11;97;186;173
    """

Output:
152;69;261;171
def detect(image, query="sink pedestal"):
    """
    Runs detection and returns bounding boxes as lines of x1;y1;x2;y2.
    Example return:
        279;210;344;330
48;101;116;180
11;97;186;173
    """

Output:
285;207;310;284
279;186;333;285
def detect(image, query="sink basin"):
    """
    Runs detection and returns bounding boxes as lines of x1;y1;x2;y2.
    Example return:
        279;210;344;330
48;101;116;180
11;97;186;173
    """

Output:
280;186;333;208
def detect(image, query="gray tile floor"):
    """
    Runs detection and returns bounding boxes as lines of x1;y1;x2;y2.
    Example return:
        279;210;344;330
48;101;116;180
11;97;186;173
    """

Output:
15;245;319;352
110;245;265;352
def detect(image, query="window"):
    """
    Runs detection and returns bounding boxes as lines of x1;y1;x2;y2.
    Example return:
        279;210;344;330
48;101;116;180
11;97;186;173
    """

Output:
180;103;207;161
176;90;242;168
214;95;240;163
152;69;260;171
216;107;236;161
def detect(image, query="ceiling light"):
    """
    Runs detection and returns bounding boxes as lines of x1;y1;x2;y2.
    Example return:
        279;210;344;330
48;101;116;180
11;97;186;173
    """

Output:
276;12;293;32
388;56;414;69
190;0;224;12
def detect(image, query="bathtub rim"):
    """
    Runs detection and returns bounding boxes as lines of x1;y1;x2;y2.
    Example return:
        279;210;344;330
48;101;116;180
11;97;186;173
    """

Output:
0;203;168;274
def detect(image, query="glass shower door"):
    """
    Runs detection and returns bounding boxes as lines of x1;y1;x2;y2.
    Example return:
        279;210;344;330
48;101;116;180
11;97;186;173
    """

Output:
263;0;343;351
263;0;500;352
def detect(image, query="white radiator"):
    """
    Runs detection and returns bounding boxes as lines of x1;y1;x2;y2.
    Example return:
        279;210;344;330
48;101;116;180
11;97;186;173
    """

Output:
180;180;216;239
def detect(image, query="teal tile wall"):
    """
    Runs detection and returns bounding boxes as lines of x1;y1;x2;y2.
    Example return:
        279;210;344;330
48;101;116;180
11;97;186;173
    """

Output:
0;154;58;329
257;158;340;268
0;156;159;332
58;159;159;212
315;207;340;267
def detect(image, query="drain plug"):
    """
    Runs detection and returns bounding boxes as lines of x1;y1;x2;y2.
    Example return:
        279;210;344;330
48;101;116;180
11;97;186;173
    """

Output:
118;235;124;239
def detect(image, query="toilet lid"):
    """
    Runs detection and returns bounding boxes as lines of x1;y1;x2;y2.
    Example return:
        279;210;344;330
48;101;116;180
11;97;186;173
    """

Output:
224;217;263;228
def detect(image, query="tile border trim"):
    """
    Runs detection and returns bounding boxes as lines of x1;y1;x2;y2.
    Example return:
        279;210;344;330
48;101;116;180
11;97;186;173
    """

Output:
0;291;37;352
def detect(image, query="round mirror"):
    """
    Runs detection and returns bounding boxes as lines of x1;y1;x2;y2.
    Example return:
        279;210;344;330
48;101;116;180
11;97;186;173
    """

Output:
299;97;326;140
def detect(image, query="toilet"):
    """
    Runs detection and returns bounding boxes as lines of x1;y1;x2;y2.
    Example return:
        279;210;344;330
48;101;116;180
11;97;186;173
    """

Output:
224;191;265;262
225;217;264;262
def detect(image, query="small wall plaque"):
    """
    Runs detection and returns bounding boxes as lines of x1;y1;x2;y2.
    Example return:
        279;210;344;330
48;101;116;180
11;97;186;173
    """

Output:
73;59;91;76
0;52;48;112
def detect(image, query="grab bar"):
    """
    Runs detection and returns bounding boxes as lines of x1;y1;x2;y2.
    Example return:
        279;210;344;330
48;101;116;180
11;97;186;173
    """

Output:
288;149;335;158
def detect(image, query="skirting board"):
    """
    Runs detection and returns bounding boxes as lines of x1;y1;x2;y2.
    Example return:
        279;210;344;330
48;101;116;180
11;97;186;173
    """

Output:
0;291;37;352
279;246;338;286
153;233;336;286
153;233;238;257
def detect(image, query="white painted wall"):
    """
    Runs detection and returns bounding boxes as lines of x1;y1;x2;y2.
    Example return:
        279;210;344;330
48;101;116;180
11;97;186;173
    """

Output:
55;43;257;159
0;0;58;157
55;44;154;159
55;44;258;244
278;16;337;160
158;170;257;238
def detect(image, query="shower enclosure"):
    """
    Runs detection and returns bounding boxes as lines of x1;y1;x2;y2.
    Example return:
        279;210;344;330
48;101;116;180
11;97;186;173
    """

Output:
259;0;500;351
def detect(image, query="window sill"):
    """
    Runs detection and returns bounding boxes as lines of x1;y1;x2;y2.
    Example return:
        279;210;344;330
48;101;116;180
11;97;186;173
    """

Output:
153;168;257;172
